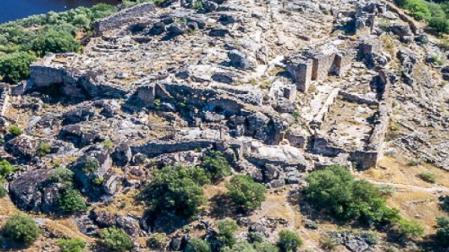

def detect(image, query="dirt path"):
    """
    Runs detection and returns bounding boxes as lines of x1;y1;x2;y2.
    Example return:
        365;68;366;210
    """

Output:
366;179;449;194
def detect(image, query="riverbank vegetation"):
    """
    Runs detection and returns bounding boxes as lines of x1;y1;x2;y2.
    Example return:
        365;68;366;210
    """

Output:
0;0;153;84
395;0;449;34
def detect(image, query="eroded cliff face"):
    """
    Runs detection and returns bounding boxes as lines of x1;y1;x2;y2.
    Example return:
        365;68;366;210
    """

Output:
1;0;449;250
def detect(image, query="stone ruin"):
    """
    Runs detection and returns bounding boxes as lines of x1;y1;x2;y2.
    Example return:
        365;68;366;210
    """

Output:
285;41;354;92
2;0;439;206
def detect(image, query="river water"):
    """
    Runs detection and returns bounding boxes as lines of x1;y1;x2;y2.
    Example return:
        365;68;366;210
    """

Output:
0;0;120;24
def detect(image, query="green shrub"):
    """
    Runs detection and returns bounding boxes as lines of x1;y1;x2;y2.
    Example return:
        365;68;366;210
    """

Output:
0;184;7;198
439;195;449;212
57;189;87;214
49;167;74;185
0;159;15;177
277;230;302;252
429;16;449;33
254;242;279;252
320;235;338;251
402;0;432;20
202;150;231;182
226;175;266;212
2;214;40;245
141;166;206;218
32;29;80;57
418;172;436;183
8;124;22;136
184;238;211;252
37;142;52;157
100;227;133;252
393;218;424;240
435;217;449;247
216;218;239;249
147;232;168;250
222;241;256;252
304;165;400;225
57;238;86;252
0;51;36;83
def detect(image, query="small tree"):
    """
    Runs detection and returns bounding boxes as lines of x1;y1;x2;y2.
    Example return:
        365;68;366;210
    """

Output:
0;159;15;177
37;142;52;157
184;238;211;252
57;189;87;214
2;214;40;245
57;238;86;252
147;233;168;250
32;29;80;57
254;242;279;252
100;227;133;252
216;218;239;249
226;175;266;212
394;218;424;240
202;150;231;182
436;217;449;247
222;241;256;252
8;124;22;136
277;230;302;252
141;166;206;218
0;52;36;84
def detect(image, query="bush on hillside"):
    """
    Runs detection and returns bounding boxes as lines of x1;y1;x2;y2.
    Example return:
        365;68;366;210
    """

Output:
202;150;232;183
2;214;40;245
140;166;206;218
393;218;424;240
226;175;266;212
0;159;15;178
184;238;211;252
304;165;400;225
32;29;80;57
100;227;133;252
57;188;87;214
57;238;86;252
277;230;303;252
0;52;36;83
436;217;449;247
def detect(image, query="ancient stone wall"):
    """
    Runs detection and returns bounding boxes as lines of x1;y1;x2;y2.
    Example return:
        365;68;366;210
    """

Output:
0;84;10;117
93;3;156;35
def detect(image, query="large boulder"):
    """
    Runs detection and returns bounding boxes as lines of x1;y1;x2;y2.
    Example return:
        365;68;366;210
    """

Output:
71;147;118;201
9;169;66;213
4;135;39;161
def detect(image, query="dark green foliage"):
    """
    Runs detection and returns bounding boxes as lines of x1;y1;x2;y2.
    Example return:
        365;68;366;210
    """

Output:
226;175;266;212
2;214;40;245
57;238;86;252
304;165;400;225
216;218;239;249
0;52;36;83
436;217;449;247
32;29;80;57
141;166;206;218
83;157;100;173
396;0;431;20
0;3;117;84
0;159;15;178
277;230;302;252
439;195;449;212
100;227;133;252
184;238;211;252
202;150;231;183
57;189;87;214
37;142;52;157
429;16;449;33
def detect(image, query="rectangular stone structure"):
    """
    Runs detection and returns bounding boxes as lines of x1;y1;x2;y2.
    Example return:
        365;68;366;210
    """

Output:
285;56;314;92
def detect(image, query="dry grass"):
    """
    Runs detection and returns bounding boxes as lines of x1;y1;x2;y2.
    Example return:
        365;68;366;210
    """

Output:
357;156;449;234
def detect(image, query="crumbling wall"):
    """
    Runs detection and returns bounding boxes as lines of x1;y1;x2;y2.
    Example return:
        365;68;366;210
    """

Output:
0;84;10;117
93;3;156;35
131;139;217;157
29;63;128;99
